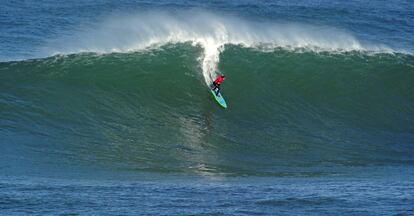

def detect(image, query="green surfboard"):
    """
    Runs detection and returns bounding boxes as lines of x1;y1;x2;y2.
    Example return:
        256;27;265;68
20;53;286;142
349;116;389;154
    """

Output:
211;88;227;109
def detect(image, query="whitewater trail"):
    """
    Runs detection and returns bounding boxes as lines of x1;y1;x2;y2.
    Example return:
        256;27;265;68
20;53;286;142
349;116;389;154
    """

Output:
44;11;393;85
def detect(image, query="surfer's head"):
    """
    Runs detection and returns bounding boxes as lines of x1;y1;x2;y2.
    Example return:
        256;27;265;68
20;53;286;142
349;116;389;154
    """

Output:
221;74;226;78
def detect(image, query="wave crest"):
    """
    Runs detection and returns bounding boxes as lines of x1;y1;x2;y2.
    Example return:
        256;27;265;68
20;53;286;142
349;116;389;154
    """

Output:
45;11;392;84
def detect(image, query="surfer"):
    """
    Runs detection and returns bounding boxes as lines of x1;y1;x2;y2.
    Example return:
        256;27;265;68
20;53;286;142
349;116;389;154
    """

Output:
212;74;225;96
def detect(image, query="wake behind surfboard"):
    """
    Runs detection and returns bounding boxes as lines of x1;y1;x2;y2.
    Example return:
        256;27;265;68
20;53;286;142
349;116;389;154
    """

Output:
210;87;227;109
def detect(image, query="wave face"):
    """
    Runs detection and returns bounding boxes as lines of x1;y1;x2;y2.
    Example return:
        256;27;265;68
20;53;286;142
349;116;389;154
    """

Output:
1;44;413;176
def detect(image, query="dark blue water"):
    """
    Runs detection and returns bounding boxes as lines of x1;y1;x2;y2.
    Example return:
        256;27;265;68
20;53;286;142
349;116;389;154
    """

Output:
2;172;414;215
1;0;414;215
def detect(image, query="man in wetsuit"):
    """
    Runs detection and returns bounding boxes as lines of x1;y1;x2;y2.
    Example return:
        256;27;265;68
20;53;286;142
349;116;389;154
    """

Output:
212;74;225;96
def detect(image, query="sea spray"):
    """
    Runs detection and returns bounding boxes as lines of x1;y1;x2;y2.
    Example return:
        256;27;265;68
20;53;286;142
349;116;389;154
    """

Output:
44;11;392;85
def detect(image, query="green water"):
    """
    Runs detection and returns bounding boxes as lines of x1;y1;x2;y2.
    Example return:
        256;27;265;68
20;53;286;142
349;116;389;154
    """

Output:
1;44;413;177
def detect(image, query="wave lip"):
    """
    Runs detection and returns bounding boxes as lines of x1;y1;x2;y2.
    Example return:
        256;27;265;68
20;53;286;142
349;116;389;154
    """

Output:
44;11;394;84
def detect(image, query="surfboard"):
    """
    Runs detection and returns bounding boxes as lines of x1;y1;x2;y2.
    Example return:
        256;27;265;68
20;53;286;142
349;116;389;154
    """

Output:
211;88;227;109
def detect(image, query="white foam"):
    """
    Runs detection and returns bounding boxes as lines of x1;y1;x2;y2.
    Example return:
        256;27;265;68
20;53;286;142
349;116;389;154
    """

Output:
45;11;392;84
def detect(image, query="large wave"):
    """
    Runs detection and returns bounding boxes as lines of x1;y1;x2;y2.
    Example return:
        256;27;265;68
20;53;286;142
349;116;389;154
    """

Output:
44;11;393;84
1;46;413;176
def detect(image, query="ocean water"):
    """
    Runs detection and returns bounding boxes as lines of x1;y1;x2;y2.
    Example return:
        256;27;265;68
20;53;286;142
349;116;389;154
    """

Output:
1;0;414;215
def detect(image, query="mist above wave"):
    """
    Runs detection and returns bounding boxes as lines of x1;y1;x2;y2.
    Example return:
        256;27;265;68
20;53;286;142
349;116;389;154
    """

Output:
45;10;391;84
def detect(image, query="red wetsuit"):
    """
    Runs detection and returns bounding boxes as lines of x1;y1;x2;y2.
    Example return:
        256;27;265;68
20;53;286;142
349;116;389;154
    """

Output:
213;76;224;85
212;75;225;96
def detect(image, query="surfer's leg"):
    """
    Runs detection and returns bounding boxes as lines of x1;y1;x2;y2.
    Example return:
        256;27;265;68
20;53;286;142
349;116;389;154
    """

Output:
212;82;218;91
216;87;220;96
